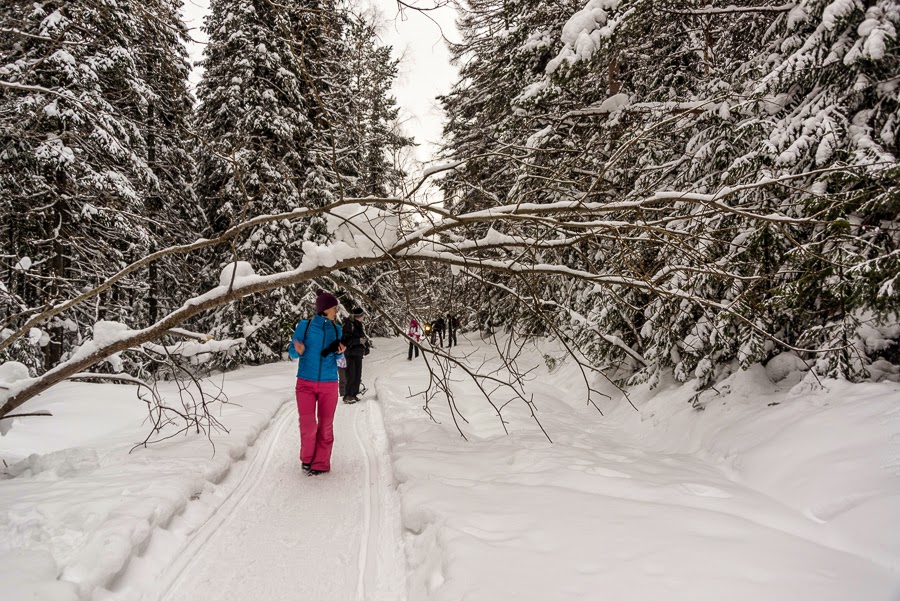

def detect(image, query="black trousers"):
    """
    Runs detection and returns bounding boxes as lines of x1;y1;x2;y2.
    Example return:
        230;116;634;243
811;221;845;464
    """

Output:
408;341;419;359
447;329;457;348
345;355;363;397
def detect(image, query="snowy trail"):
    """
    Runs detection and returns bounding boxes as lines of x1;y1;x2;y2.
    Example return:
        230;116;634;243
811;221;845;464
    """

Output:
4;339;896;601
146;355;405;601
371;337;900;601
151;404;295;601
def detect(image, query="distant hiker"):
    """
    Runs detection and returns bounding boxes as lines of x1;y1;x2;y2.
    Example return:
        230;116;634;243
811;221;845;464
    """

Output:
341;307;370;404
446;314;458;348
432;316;445;347
407;318;423;360
291;289;345;476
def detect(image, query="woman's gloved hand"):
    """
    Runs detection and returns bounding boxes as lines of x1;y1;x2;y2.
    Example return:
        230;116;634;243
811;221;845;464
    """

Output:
321;338;343;357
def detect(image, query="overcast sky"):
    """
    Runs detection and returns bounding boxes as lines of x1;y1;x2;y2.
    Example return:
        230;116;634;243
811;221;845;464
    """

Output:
368;0;459;166
179;0;458;169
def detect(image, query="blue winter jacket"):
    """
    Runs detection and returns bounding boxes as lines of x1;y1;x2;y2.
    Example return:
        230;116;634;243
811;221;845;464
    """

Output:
291;315;344;382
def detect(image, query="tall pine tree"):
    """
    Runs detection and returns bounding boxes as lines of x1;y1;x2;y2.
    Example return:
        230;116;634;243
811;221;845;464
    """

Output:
439;0;900;384
194;0;411;363
0;0;196;373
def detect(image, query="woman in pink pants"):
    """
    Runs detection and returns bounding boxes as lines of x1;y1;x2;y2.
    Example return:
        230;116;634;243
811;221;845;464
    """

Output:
291;289;345;476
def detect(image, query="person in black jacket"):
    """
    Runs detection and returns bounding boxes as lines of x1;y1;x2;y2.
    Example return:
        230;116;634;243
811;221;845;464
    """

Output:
446;314;458;348
432;317;445;347
341;307;369;404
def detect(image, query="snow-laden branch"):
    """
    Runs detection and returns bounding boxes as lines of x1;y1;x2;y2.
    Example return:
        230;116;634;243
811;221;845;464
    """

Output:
2;165;859;417
397;246;732;311
406;160;465;198
2;170;831;356
0;80;89;106
0;256;378;417
0;196;390;355
661;4;795;16
0;28;81;44
399;248;847;358
0;229;679;417
167;328;215;342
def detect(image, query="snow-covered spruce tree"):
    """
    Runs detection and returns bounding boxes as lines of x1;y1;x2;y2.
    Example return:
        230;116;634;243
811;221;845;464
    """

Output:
325;15;413;333
438;0;582;334
482;1;757;386
338;17;411;199
554;1;895;385
134;0;203;327
194;1;411;362
440;0;899;385
440;0;583;215
559;1;794;387
757;0;900;380
0;0;195;373
194;0;330;366
626;0;900;383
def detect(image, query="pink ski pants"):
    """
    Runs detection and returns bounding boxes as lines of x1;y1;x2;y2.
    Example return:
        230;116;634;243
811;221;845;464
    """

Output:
295;378;340;471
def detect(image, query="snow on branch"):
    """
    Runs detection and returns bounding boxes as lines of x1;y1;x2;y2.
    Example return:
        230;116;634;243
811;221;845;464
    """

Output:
1;166;862;418
0;28;82;44
406;160;466;199
661;4;796;16
0;197;389;356
4;175;815;357
0;253;384;417
0;80;88;106
166;328;215;342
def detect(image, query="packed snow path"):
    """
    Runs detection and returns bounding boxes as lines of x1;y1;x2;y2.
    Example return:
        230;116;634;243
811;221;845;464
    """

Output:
2;337;897;600
155;338;896;601
149;354;405;601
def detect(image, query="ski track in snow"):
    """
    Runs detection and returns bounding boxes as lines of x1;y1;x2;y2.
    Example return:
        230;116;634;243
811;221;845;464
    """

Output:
7;339;895;600
152;404;295;601
120;354;405;601
353;398;376;600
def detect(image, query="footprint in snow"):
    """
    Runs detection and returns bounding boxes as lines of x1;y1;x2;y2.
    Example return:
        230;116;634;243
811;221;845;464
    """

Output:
806;493;872;522
578;465;632;478
681;483;732;498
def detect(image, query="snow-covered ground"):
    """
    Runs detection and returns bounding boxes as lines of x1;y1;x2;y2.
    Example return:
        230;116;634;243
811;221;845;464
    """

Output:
2;335;899;600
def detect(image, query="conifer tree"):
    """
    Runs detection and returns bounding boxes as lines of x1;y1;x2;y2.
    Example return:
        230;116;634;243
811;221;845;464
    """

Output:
340;18;411;198
194;0;328;364
440;0;900;384
0;0;196;372
194;0;412;363
136;0;202;326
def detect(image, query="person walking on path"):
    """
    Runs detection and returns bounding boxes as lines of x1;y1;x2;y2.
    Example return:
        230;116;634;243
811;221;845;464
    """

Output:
407;318;423;360
432;316;445;347
446;314;458;348
291;289;345;476
341;307;369;404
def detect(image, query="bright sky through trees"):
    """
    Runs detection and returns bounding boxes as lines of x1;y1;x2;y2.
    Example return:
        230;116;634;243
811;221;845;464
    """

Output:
180;0;458;166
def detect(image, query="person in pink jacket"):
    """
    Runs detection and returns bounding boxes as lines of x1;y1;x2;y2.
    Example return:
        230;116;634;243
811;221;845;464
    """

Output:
407;318;423;360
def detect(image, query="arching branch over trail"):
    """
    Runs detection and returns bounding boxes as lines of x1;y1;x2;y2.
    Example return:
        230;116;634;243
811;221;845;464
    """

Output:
0;170;852;419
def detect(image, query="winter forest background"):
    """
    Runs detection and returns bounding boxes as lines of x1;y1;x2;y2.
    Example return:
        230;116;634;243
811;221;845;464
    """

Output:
1;0;898;418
